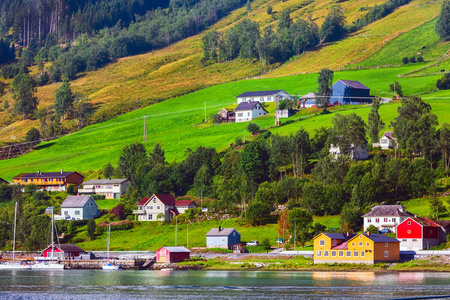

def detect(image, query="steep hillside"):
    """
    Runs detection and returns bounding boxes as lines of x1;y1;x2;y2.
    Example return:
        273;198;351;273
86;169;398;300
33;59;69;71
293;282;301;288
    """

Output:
0;0;434;143
0;64;448;181
0;0;449;179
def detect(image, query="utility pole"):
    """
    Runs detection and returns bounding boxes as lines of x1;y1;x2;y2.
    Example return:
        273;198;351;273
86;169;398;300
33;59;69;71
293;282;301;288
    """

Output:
275;95;280;126
143;115;148;142
243;126;246;143
294;223;296;252
200;189;203;211
187;223;189;249
204;100;207;123
175;215;177;246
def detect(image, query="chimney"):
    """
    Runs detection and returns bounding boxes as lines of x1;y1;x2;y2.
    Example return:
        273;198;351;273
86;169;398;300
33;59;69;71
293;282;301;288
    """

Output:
98;176;101;180
397;201;400;205
61;169;63;174
346;232;349;237
37;170;40;175
108;177;111;180
367;231;370;236
219;226;222;232
382;201;385;205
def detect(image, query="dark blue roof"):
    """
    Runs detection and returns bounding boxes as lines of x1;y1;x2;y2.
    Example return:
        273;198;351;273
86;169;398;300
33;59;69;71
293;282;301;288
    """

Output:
235;101;268;112
361;233;400;243
337;80;370;90
321;233;357;241
236;90;285;98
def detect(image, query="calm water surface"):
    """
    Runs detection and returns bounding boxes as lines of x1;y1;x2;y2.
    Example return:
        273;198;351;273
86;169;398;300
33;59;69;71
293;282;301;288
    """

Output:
0;270;449;299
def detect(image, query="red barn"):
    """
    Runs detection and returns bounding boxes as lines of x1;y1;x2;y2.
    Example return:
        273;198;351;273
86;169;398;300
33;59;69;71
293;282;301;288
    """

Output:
156;246;190;263
396;217;450;250
42;244;86;259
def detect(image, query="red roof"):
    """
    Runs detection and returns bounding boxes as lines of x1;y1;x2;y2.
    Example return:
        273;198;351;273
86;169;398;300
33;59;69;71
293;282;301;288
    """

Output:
138;194;176;206
331;242;348;250
175;200;195;207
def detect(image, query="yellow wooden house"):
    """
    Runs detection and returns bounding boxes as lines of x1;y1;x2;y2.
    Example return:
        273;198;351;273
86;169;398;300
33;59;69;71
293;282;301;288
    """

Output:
313;232;400;264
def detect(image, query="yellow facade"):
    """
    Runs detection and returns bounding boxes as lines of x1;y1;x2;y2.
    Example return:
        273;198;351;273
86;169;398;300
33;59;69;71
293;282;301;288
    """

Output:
313;233;400;264
14;178;65;186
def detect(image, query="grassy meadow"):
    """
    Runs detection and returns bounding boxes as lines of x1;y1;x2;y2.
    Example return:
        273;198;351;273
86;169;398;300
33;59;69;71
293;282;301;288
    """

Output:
0;63;448;181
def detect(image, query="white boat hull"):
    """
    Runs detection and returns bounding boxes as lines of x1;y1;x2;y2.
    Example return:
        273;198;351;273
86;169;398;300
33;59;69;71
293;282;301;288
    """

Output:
0;263;31;269
31;262;65;270
102;264;120;270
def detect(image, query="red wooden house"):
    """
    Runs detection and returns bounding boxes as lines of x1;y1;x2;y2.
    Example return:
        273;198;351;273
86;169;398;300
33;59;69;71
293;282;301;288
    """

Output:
42;244;86;259
396;217;450;250
156;246;190;263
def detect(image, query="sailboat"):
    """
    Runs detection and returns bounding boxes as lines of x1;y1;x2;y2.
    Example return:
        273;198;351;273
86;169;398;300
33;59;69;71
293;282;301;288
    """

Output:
0;202;31;269
102;224;120;270
31;208;64;270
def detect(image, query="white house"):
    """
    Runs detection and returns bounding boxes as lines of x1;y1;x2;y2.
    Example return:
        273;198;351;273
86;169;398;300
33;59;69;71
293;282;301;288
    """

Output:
234;101;268;123
236;90;293;104
175;200;197;214
329;144;369;160
379;131;396;150
55;195;99;220
78;178;132;199
362;204;414;233
133;194;177;222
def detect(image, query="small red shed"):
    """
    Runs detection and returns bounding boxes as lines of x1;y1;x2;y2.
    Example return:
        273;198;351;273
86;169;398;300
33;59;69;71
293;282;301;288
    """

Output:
42;244;86;259
156;246;190;263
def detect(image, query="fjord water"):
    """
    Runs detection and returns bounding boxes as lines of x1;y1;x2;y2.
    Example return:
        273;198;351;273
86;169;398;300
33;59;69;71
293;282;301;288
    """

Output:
1;270;450;299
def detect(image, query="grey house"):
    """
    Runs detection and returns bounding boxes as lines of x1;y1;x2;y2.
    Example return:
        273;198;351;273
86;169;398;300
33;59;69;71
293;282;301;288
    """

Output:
206;227;241;249
236;90;293;104
55;195;99;220
78;178;132;199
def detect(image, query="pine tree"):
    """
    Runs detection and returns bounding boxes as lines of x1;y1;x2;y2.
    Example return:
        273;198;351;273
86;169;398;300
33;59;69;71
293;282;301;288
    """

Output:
368;98;384;143
54;79;74;119
11;73;38;119
436;0;450;41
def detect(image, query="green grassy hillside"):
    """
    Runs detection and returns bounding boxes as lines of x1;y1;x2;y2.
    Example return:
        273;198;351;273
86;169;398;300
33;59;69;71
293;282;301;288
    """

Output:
0;63;448;180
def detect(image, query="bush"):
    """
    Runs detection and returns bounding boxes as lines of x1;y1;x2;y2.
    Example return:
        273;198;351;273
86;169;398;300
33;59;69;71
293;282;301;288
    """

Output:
247;122;260;135
267;6;272;14
36;72;50;86
235;136;243;146
366;224;379;234
402;57;409;64
96;220;133;232
67;184;77;195
436;73;450;90
2;64;21;79
408;56;416;63
417;56;424;62
33;191;46;201
92;194;106;200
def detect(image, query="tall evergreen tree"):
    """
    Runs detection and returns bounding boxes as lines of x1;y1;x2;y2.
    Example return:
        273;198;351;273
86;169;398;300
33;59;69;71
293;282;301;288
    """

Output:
54;79;74;119
11;73;38;119
436;0;450;41
315;68;334;107
368;98;384;143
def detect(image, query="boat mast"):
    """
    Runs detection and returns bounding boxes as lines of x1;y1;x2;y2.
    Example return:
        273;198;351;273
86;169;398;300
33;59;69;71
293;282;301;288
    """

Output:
12;202;17;262
51;208;54;259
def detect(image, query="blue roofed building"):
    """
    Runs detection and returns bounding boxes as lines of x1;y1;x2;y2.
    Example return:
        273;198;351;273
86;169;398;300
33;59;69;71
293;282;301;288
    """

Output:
330;80;372;105
206;227;241;249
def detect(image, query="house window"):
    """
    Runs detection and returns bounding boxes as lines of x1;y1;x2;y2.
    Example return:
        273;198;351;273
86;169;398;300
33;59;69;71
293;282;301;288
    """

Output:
149;206;153;209
346;251;351;257
333;240;336;246
153;199;156;203
376;218;380;223
247;112;250;117
384;218;388;222
385;242;388;247
368;218;371;223
319;240;325;246
354;251;359;257
75;211;80;215
361;251;365;257
338;251;343;257
384;251;389;258
148;214;152;220
359;235;362;239
91;211;95;215
359;241;363;247
316;251;322;257
430;230;433;234
267;97;271;101
238;113;243;117
331;251;336;257
157;206;161;210
324;251;329;257
392;218;396;222
408;221;411;225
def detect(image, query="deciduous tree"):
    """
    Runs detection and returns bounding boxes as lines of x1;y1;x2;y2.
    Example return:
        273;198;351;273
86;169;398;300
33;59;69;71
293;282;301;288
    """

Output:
11;72;38;119
436;0;450;41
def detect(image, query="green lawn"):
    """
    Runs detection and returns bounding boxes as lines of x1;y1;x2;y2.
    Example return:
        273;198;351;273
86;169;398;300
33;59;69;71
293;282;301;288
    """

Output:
77;218;278;251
